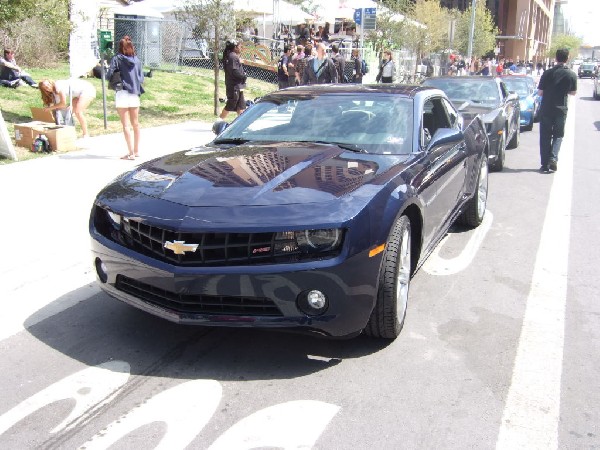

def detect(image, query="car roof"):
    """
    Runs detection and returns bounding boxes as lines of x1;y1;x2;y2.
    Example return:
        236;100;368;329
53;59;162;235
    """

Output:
267;83;436;99
425;76;499;83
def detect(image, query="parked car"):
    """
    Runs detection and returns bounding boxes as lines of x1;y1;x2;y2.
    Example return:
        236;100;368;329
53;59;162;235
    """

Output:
499;75;540;131
422;76;520;171
578;63;596;78
89;84;489;339
594;75;600;100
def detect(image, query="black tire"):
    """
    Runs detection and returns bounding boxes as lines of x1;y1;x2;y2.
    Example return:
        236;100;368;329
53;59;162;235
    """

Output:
490;131;505;172
507;123;519;149
459;154;488;227
364;216;412;339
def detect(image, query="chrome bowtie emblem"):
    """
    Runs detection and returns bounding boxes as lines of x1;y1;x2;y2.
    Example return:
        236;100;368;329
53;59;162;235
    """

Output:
164;240;199;255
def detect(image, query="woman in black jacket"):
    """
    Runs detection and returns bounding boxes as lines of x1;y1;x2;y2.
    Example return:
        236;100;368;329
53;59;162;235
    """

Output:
219;40;247;121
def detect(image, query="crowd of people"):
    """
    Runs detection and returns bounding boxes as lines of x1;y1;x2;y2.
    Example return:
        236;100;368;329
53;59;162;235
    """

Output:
445;54;546;77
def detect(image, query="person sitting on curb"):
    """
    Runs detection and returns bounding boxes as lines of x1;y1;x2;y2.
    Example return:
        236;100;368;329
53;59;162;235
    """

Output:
0;49;38;88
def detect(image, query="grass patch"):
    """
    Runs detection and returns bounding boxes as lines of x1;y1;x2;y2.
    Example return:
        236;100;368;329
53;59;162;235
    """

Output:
0;63;276;164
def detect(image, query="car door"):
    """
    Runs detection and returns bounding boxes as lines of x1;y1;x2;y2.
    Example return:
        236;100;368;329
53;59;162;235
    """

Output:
418;96;469;247
499;80;518;137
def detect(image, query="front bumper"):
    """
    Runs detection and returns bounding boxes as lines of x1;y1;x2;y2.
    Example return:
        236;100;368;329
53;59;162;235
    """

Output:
90;232;382;338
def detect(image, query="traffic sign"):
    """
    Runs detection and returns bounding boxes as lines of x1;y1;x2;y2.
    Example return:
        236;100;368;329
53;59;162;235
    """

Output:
354;9;362;25
363;8;376;31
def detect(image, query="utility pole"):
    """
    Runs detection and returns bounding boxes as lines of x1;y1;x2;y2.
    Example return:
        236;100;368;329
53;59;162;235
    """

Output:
467;0;477;64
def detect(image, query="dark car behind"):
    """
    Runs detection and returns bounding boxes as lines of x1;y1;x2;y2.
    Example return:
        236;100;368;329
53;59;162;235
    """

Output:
422;76;520;171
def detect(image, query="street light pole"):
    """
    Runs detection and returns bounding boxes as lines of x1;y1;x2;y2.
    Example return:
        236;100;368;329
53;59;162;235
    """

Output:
467;0;477;64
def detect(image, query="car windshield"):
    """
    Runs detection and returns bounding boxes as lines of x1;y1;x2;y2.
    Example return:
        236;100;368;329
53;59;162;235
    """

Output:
423;78;500;106
501;78;530;97
582;64;595;70
214;93;414;154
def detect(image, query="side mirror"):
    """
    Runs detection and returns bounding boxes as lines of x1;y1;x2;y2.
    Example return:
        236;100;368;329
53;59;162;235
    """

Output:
212;120;229;135
507;92;519;102
426;128;463;151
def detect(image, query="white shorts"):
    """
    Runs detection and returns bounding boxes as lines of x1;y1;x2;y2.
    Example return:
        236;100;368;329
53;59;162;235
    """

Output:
115;90;141;108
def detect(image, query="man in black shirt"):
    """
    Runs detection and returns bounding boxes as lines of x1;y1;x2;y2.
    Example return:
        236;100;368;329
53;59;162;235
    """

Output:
537;48;577;173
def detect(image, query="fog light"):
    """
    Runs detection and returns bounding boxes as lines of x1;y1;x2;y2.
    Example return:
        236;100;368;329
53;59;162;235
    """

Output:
297;290;328;316
95;257;108;283
307;290;326;309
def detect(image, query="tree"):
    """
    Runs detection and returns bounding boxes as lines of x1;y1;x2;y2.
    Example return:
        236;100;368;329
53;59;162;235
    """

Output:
177;0;236;116
547;34;582;60
454;0;498;60
402;0;450;62
0;0;71;66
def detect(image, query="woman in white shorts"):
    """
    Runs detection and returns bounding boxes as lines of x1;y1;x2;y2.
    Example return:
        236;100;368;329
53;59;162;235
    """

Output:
39;78;96;138
106;35;145;160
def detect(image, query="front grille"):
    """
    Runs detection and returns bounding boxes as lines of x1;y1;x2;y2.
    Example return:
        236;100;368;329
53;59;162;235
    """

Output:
93;206;342;267
125;220;300;266
116;275;283;316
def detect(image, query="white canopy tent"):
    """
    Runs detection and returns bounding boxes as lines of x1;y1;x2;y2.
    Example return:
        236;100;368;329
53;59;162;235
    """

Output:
113;2;165;18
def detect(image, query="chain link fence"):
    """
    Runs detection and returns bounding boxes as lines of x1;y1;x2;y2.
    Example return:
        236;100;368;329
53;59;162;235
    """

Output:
109;17;439;88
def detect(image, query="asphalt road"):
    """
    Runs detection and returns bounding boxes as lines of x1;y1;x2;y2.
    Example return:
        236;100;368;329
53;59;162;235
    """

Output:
0;84;598;450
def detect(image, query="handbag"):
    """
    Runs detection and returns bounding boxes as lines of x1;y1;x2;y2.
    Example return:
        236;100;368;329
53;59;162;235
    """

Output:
108;60;122;91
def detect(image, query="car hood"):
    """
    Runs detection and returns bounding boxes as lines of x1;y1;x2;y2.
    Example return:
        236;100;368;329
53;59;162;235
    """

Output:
119;142;410;207
452;101;500;123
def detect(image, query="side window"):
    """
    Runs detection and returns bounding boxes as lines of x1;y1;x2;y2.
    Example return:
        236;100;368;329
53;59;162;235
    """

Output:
442;98;459;128
499;82;508;98
421;97;451;148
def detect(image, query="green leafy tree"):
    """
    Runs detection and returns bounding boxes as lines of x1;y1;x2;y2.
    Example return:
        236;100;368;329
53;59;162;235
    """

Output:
547;34;582;60
365;10;409;56
177;0;236;116
1;0;70;65
454;0;498;59
402;0;450;61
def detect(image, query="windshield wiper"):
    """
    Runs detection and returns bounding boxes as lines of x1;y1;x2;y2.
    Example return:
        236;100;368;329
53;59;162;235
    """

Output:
298;140;368;153
212;137;250;145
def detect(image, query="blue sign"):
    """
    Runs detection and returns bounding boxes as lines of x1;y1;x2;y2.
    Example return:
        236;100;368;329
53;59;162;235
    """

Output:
354;9;362;25
363;8;377;31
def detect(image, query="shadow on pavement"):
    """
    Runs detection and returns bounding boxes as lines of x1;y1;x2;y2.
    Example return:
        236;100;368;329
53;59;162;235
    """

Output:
22;286;392;382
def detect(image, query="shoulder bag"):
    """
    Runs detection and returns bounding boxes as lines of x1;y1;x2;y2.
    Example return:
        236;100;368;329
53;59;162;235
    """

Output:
108;59;122;91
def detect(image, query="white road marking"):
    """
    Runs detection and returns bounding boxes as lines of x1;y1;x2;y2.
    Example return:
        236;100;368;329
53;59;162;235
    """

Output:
422;211;494;275
496;100;575;449
0;361;130;436
80;380;222;450
208;400;340;450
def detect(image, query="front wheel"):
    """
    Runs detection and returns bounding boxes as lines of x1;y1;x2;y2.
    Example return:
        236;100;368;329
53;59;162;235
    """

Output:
507;123;520;149
364;216;412;339
490;131;505;172
459;155;488;227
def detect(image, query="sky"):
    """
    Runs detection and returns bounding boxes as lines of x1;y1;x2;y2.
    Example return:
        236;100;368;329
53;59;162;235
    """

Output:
564;0;600;46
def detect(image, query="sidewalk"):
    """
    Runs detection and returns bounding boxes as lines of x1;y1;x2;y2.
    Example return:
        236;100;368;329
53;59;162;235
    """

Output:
0;120;217;299
73;120;215;162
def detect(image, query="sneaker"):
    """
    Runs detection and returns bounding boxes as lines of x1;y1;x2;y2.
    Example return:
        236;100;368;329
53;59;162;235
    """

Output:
548;160;557;172
539;165;550;173
8;79;19;89
30;83;38;88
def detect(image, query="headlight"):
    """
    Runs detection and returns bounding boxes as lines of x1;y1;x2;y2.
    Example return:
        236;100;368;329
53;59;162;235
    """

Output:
296;229;342;252
107;210;122;229
274;228;343;254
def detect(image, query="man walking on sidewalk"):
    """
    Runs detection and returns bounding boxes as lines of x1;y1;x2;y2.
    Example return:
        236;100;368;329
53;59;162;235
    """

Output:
537;48;577;173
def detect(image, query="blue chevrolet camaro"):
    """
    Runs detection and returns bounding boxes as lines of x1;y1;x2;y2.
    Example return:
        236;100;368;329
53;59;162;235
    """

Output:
89;84;489;339
499;75;540;131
